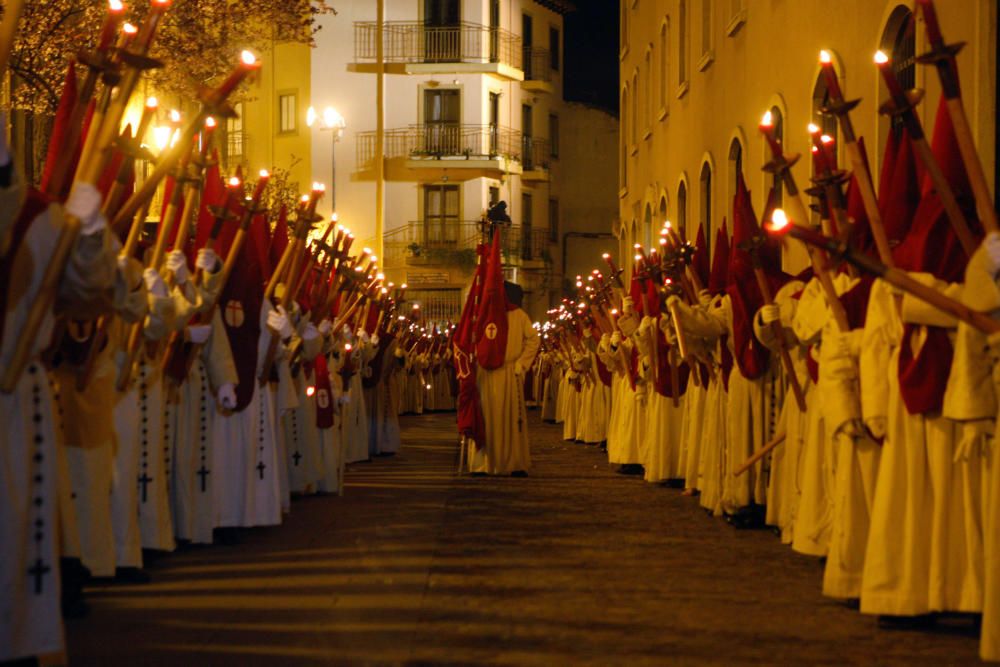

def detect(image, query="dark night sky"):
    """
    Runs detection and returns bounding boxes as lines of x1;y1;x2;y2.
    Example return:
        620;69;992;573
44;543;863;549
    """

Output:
563;0;619;115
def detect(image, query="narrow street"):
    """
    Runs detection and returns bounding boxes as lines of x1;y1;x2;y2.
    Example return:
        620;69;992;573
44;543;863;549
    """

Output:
66;410;980;665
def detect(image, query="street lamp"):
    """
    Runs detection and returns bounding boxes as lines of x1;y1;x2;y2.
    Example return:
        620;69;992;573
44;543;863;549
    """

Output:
307;105;346;216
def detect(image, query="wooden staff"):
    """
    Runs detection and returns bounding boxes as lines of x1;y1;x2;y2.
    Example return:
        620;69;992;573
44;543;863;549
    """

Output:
816;53;896;265
733;433;787;477
767;211;1000;334
914;0;998;235
259;187;324;384
103;102;158;220
874;50;976;256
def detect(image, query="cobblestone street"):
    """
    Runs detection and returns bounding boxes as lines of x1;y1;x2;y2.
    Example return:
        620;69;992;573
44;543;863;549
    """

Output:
66;410;981;665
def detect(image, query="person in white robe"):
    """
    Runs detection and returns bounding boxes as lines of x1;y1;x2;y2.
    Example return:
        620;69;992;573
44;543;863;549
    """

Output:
469;306;540;475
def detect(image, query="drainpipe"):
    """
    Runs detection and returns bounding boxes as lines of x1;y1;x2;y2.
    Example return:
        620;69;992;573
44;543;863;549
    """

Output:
375;0;385;260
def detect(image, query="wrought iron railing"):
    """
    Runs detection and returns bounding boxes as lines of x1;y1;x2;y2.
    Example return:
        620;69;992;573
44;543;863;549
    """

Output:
354;21;522;70
356;124;522;168
521;136;551;171
381;221;551;268
523;47;551;82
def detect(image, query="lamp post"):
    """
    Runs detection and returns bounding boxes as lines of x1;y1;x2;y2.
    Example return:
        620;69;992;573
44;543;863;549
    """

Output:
307;105;346;217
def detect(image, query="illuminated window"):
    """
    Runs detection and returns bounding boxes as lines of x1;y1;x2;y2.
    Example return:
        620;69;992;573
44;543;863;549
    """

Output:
278;93;297;134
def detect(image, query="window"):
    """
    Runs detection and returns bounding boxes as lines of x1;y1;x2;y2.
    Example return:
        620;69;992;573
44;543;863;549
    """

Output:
227;101;245;162
423;184;460;246
678;0;688;89
767;106;784;208
522;104;535;169
278;93;297;134
659;20;669;112
644;48;652;130
631;72;638;148
424;88;461;154
811;73;838;224
522;192;534;260
677;180;688;238
881;6;915;139
548;198;559;242
489;186;500;207
728;137;743;224
548;114;559;158
699;161;712;250
407;288;462;323
549;27;560;71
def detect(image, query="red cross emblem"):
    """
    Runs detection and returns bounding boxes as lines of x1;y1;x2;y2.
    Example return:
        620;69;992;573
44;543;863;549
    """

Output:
317;389;330;409
224;300;245;328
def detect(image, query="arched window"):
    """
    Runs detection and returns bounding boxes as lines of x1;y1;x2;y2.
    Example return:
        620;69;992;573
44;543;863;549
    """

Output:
767;105;784;207
631;71;638;147
700;161;712;254
677;180;688;239
659;20;669;112
620;85;628;187
812;72;838;224
728;136;743;218
678;0;688;87
630;219;639;267
644;48;653;129
643;204;653;249
880;6;915;139
658;195;668;226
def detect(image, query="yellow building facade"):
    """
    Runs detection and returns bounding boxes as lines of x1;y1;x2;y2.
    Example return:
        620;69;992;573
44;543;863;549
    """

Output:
618;0;998;273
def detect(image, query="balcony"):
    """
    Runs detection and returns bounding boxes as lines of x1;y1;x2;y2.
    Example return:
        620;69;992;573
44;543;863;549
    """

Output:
352;21;523;80
521;136;551;182
356;124;522;179
382;221;551;271
521;47;554;94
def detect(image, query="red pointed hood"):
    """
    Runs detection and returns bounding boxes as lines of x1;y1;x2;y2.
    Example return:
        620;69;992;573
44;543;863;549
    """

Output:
40;62;78;200
707;220;730;295
628;273;645;317
475;226;511;370
845;136;876;257
692;223;710;288
880;129;921;250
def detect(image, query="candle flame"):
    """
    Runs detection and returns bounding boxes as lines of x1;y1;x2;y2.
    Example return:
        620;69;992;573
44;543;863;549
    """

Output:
204;116;217;128
145;97;158;109
768;208;792;233
811;146;819;154
760;110;773;127
634;254;642;261
610;309;618;315
376;272;385;280
227;176;241;187
602;253;610;259
332;212;339;222
874;50;889;65
633;243;642;250
370;255;377;262
240;50;257;66
306;386;315;397
169;109;181;123
575;281;583;287
807;122;820;135
401;283;408;289
312;182;325;192
259;169;269;178
300;195;309;203
659;238;667;245
123;22;137;34
820;134;834;145
109;0;124;11
362;247;372;255
819;49;832;64
345;343;352;351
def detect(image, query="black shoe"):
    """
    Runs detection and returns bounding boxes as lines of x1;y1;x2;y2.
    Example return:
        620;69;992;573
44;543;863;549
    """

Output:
510;470;529;478
877;614;936;630
617;464;644;476
61;557;90;618
214;527;242;546
114;567;151;584
470;472;488;477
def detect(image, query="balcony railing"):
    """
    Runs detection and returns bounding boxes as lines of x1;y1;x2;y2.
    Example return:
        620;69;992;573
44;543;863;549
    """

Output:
521;136;551;171
356;124;522;168
523;47;551;82
354;21;522;70
382;221;550;268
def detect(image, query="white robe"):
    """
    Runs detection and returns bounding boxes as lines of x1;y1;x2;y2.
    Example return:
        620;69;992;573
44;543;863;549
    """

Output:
469;308;540;474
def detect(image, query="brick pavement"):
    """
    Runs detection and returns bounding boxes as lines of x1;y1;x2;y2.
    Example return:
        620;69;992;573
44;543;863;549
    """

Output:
64;409;982;665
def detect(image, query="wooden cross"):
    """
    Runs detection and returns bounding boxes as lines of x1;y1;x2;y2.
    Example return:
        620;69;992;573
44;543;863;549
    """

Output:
292;451;302;467
256;461;266;480
138;472;153;502
196;465;210;492
28;557;50;594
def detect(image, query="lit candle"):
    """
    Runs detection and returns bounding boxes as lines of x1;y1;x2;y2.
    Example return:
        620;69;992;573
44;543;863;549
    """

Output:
250;169;270;205
97;0;126;52
818;50;844;103
874;50;908;103
759;110;782;158
214;50;260;102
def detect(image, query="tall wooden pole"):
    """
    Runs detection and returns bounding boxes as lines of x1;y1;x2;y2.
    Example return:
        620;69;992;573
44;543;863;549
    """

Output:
374;0;385;261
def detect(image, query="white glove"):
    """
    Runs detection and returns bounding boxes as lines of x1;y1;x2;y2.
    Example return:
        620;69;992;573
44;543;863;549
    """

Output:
196;247;219;273
117;255;129;274
165;249;189;284
984;231;1000;278
514;361;526;376
759;303;781;325
371;334;380;348
66;183;105;235
143;268;167;298
186;324;212;344
357;329;371;345
302;321;319;342
318;319;332;336
610;331;622;347
267;305;294;340
217;383;237;410
622;296;635;316
697;289;712;308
